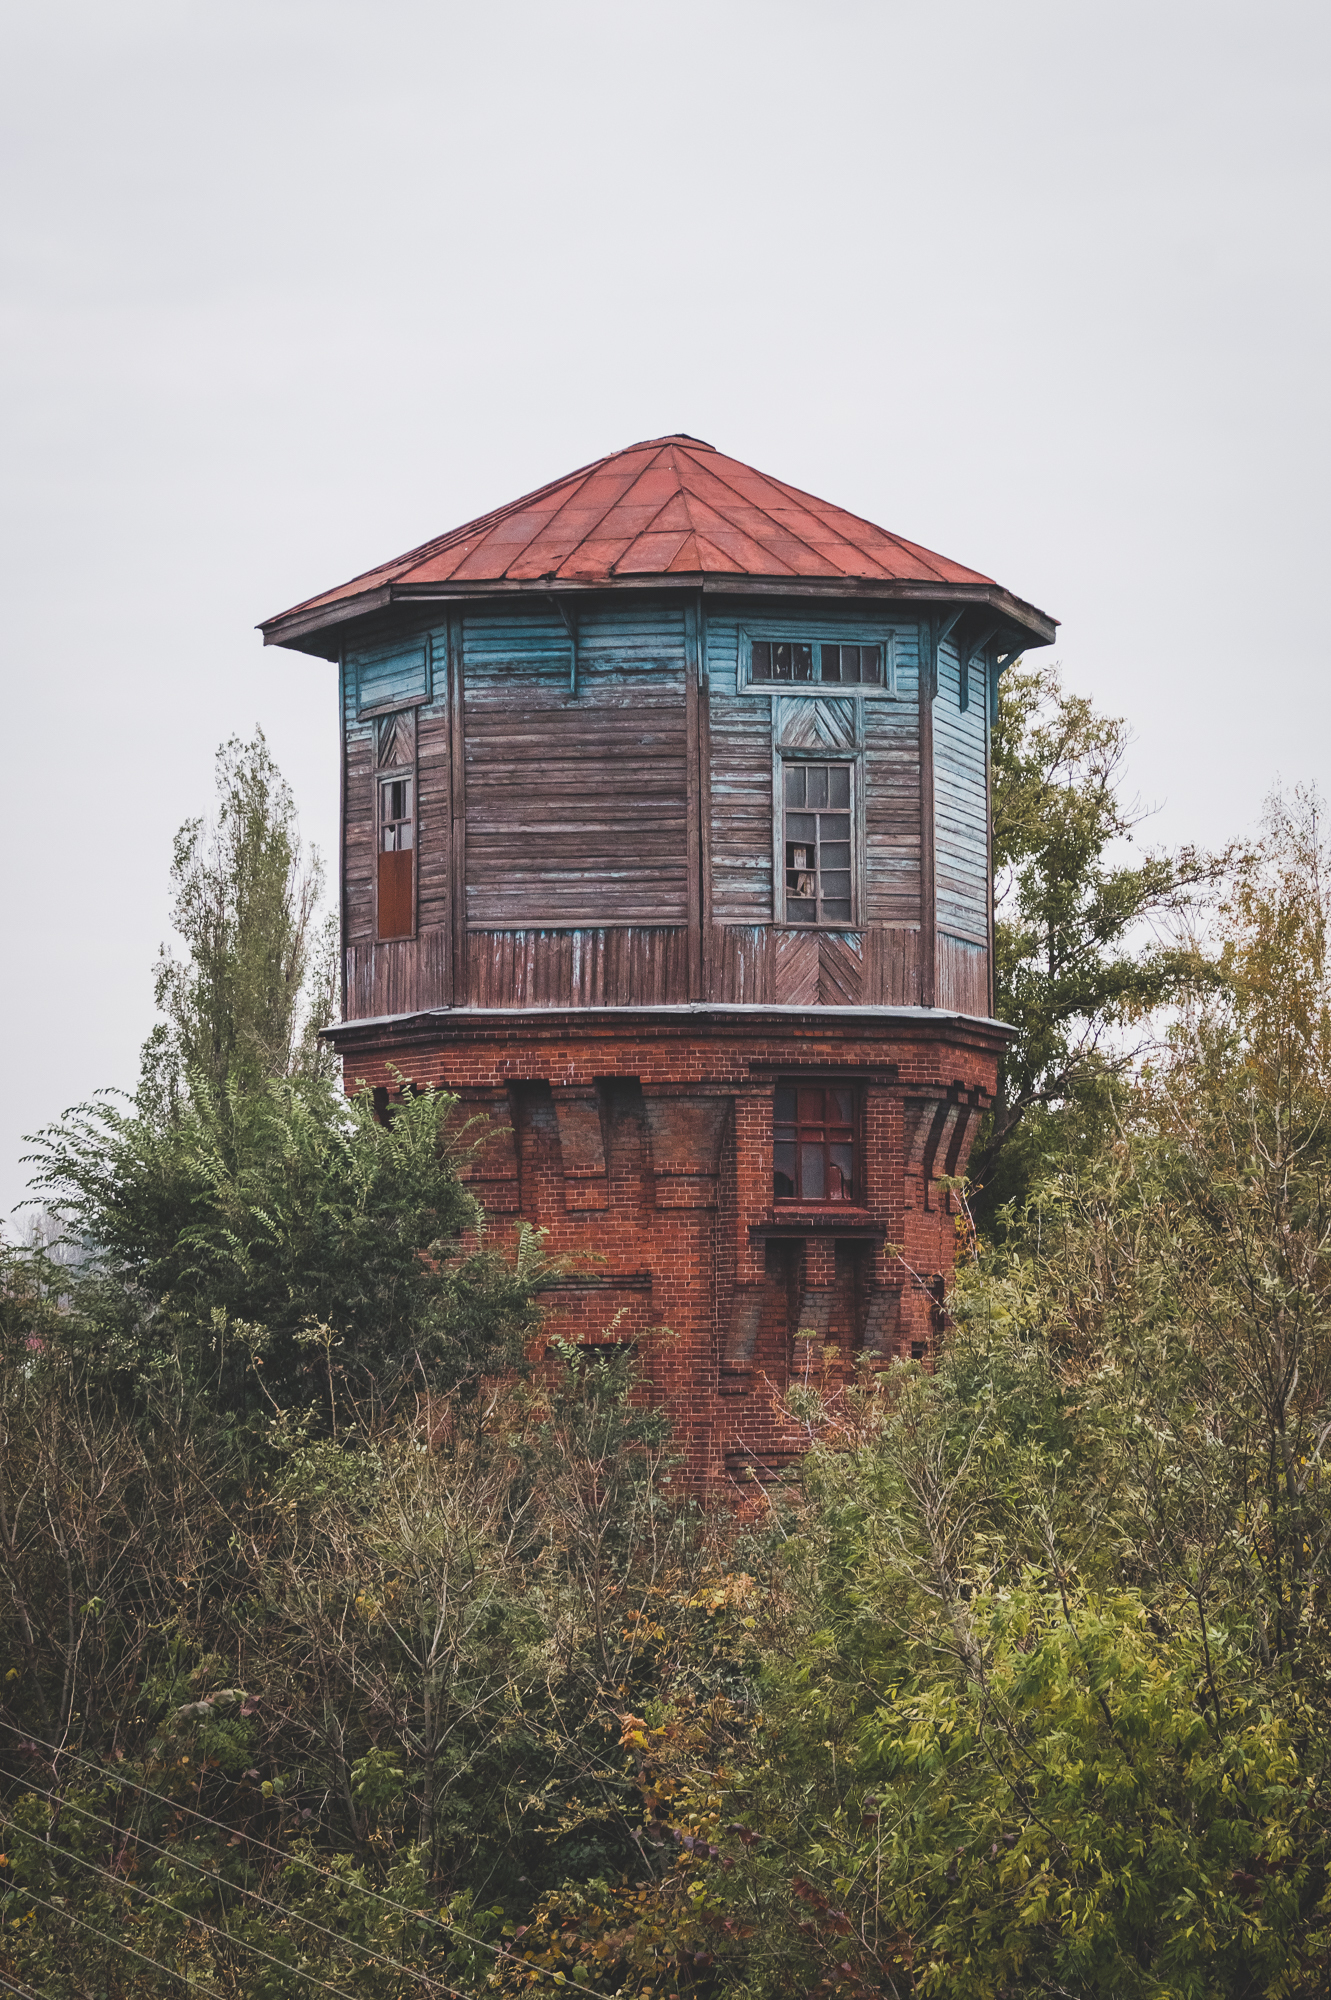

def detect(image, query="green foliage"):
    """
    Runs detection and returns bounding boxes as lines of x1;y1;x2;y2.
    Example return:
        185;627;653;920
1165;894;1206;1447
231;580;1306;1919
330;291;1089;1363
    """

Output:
24;1071;546;1410
141;728;337;1113
974;664;1226;1215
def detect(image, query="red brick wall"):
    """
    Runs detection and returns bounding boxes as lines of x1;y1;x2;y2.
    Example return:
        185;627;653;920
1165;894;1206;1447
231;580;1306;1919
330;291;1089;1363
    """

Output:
330;1006;1005;1488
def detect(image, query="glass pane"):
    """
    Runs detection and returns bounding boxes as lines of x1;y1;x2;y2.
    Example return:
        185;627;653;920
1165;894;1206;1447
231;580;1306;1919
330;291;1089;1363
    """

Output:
829;1143;854;1199
752;640;771;679
800;1143;825;1200
828;768;850;807
773;1142;797;1198
820;842;851;868
774;1085;797;1122
773;642;791;679
821;643;841;682
822;813;850;840
822;871;852;898
831;1087;855;1125
399;821;414;849
798;1087;825;1122
381;825;397;851
861;644;881;685
786;899;815;923
784;764;805;806
824;899;852;922
792;643;813;681
841;645;860;684
807;766;827;808
786;813;815;841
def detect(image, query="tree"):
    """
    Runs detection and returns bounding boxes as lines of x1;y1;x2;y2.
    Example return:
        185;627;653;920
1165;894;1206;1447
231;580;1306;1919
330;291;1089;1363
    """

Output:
140;729;336;1113
971;663;1226;1210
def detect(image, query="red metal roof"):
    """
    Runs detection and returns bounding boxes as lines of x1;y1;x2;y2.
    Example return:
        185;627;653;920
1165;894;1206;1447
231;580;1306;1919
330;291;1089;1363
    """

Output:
262;436;1056;652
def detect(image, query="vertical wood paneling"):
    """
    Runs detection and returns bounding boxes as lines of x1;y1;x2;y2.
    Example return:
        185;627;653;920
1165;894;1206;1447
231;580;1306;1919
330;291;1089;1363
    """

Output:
343;927;450;1023
869;926;921;1006
936;934;990;1017
465;927;688;1007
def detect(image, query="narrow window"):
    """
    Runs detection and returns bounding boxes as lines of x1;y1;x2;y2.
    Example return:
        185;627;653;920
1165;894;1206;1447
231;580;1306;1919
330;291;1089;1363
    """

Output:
782;761;854;925
377;772;414;939
773;1083;857;1202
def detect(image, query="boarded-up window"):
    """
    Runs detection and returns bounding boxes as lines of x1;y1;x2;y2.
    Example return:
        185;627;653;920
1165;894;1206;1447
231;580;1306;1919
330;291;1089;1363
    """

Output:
353;639;429;716
782;761;854;925
773;1083;857;1202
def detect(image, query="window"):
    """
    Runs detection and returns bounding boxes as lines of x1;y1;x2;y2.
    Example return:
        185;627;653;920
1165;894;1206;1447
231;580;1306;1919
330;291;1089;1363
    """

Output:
774;1083;857;1202
782;761;854;925
751;639;884;686
377;771;414;939
738;626;898;696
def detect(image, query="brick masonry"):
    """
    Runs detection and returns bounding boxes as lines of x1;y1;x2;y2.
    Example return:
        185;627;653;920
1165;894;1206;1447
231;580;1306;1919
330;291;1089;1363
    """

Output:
328;1004;1007;1488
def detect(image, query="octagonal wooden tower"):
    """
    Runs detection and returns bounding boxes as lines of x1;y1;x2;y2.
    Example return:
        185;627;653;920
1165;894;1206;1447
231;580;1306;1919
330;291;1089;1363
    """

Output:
262;436;1056;1482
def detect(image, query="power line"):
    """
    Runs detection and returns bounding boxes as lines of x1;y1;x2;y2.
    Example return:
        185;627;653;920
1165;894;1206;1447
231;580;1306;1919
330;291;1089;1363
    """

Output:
0;1970;48;2000
0;1717;614;1999
1;1770;476;2000
0;1805;366;2000
0;1880;235;1999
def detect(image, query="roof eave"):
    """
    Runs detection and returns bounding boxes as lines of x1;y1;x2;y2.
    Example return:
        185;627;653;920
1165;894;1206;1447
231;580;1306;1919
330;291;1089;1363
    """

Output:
261;573;1056;660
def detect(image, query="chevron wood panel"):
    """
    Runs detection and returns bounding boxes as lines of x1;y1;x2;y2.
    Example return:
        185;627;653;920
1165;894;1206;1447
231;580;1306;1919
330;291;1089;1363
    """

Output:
818;931;866;1005
774;695;860;752
771;929;820;1005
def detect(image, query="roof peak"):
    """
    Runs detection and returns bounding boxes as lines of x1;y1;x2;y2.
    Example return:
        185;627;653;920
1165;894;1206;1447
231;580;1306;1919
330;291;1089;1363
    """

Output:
261;435;1058;654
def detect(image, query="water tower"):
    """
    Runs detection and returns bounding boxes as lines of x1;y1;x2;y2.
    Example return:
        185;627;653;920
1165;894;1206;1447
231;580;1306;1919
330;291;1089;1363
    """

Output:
262;436;1055;1481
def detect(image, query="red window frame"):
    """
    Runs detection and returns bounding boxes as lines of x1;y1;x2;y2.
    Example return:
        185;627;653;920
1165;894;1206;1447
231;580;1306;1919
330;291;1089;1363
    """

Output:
773;1082;858;1203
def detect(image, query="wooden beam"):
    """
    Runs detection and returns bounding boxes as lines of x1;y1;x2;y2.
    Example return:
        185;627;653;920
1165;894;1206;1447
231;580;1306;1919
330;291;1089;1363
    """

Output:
338;645;348;1022
960;621;998;712
697;592;714;1000
685;598;703;999
447;613;467;1004
548;594;578;697
919;636;937;1007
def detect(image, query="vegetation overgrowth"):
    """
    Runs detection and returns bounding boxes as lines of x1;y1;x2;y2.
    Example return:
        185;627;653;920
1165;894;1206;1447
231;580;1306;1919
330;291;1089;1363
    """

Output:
4;705;1331;1995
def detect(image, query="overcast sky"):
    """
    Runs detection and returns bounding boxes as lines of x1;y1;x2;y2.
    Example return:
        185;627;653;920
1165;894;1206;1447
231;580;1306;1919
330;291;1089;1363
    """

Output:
2;0;1328;1227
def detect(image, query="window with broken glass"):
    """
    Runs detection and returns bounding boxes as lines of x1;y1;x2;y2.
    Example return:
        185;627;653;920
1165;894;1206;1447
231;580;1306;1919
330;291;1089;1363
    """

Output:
782;761;854;925
750;638;885;685
773;1083;857;1202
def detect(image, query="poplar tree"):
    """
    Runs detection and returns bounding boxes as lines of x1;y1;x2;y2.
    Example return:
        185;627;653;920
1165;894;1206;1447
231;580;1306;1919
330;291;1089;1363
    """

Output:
139;729;337;1112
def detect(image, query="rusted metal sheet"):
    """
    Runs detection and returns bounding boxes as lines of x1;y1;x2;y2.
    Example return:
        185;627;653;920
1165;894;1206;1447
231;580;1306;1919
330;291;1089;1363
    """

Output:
260;437;1059;660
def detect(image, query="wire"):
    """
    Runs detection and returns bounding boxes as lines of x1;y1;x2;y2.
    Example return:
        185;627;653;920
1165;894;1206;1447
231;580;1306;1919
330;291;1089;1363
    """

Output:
0;1805;365;2000
0;1717;612;1999
0;1970;48;2000
0;1772;475;2000
0;1880;234;1999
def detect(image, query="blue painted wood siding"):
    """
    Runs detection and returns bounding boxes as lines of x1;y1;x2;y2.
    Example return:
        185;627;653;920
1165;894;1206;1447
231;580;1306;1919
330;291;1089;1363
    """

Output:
704;608;922;929
463;605;690;928
933;642;989;948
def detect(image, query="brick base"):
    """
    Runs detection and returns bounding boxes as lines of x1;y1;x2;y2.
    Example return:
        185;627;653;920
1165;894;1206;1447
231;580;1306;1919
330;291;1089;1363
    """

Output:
328;1005;1006;1487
